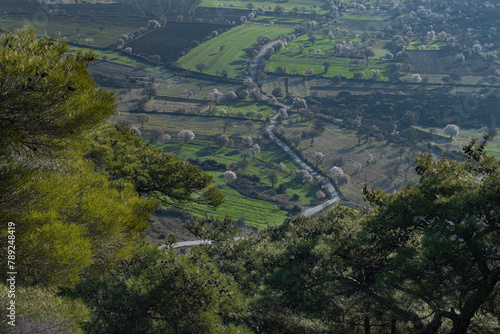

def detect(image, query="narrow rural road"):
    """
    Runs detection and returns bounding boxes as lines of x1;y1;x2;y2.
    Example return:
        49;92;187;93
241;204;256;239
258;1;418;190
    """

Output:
250;40;281;82
169;39;340;249
266;113;340;216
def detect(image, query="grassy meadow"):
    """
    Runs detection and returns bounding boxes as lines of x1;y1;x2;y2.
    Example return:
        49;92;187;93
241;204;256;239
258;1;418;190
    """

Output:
266;34;393;80
190;171;289;228
177;23;293;79
115;111;323;226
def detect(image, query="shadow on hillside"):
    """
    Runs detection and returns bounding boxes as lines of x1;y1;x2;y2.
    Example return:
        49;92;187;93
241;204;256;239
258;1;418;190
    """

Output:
195;146;219;157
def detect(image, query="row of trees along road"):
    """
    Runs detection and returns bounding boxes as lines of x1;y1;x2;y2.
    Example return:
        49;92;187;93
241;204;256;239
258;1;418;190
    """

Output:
0;28;498;333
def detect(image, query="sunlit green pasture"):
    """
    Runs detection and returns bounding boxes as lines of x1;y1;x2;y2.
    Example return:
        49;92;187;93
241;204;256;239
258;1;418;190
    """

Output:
266;34;392;80
189;172;289;228
178;24;293;79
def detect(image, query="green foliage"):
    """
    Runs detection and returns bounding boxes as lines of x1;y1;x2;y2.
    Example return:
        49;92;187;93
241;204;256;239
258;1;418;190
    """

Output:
85;124;224;210
0;28;157;289
271;87;284;98
1;162;157;288
178;24;292;78
187;217;239;245
0;284;89;334
0;27;115;156
359;138;500;332
206;140;500;333
137;114;151;128
267;169;279;187
77;243;250;334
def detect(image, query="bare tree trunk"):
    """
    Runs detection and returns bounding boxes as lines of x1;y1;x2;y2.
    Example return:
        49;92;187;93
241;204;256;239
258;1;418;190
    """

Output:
364;316;370;334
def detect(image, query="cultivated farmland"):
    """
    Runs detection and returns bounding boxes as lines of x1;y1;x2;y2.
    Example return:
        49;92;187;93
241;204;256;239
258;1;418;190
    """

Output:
124;22;233;64
266;34;393;81
178;23;293;79
200;0;331;15
114;111;324;226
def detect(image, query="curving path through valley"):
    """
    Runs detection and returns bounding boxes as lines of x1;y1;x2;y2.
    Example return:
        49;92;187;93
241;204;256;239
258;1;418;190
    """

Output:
169;40;340;249
266;113;340;215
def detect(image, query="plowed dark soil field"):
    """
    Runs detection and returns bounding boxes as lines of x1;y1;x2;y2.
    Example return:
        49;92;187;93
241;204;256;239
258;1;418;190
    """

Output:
124;22;232;63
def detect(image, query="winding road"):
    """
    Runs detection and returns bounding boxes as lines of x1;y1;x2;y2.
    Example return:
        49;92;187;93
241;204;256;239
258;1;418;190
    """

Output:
250;40;282;82
170;38;340;249
266;113;340;215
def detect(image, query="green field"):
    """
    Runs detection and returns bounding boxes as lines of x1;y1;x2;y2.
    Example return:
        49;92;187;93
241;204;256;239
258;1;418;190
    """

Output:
253;16;308;24
208;101;277;119
114;112;323;221
407;41;444;51
266;34;392;80
118;113;262;140
49;0;119;3
155;77;240;99
158;143;321;204
189;171;289;227
177;24;293;79
200;0;330;14
485;145;500;159
342;15;389;21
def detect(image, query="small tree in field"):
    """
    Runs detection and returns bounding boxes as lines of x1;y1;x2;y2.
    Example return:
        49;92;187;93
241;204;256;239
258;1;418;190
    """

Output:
196;63;207;73
150;128;164;143
267;169;279;187
279;108;288;119
244;120;254;131
322;61;331;73
296;169;313;183
250;144;260;160
354;71;366;80
367;153;374;165
292;97;307;111
137;114;150;128
215;134;229;148
272;87;284;98
303;67;314;76
330;166;350;187
444;124;459;139
226;90;237;100
314;152;325;166
210;88;223;103
160;134;171;143
223;171;237;183
316;190;326;199
411;73;422;82
178;130;195;143
222;119;233;133
353;162;362;174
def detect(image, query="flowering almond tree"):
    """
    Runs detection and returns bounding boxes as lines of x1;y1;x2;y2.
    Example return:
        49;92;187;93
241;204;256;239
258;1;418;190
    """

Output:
178;130;195;143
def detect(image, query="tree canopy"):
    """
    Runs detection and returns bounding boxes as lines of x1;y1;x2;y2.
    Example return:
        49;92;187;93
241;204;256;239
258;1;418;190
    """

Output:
204;139;500;334
0;27;115;157
0;28;227;332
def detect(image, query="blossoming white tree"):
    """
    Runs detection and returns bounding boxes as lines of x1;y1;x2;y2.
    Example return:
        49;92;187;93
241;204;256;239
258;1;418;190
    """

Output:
178;130;195;143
